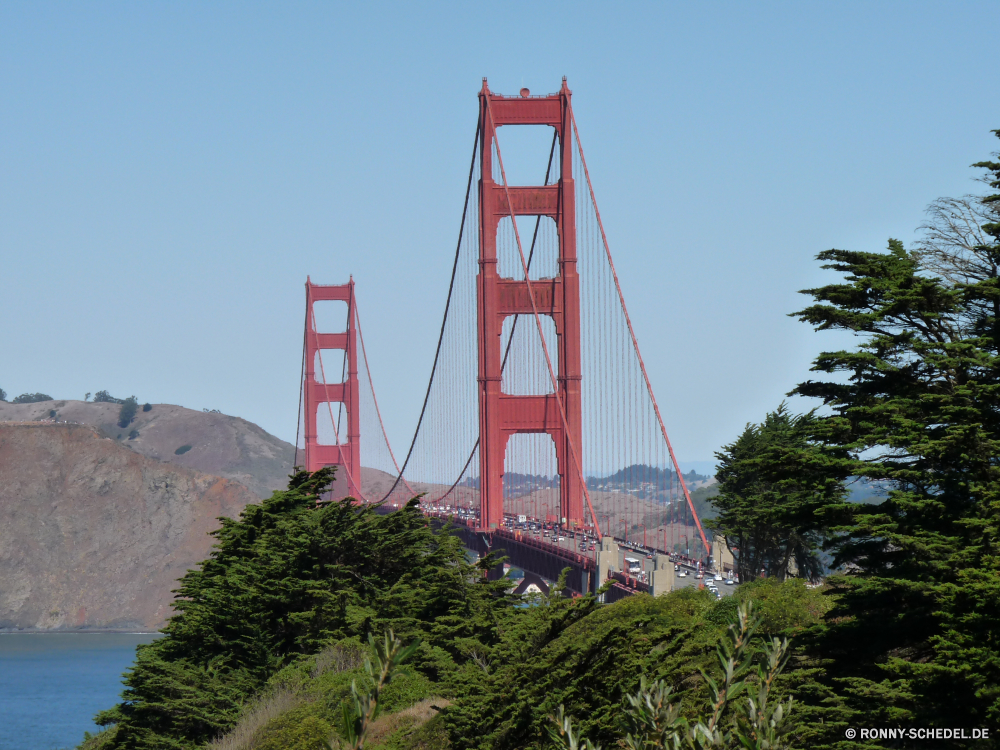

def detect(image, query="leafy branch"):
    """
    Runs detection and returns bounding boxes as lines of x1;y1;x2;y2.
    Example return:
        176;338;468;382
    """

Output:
549;603;794;750
335;630;420;750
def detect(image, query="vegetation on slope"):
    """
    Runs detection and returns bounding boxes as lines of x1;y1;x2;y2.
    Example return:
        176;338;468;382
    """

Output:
82;461;829;750
88;466;512;749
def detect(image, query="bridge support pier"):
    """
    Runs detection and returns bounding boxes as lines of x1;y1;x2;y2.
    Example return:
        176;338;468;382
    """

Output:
302;278;361;499
650;554;674;597
477;79;585;530
595;536;620;598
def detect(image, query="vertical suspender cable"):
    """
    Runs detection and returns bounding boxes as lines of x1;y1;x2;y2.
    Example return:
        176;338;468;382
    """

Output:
354;301;417;497
382;123;481;502
570;110;710;557
294;290;309;471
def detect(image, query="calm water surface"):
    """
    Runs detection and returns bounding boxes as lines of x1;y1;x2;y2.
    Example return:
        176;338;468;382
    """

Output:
0;633;159;750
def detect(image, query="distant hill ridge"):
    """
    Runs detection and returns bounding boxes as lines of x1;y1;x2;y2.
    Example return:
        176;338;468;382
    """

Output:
0;399;295;499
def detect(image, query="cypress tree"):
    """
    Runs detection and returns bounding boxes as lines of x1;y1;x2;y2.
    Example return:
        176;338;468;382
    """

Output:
790;138;1000;740
711;405;848;583
95;469;512;749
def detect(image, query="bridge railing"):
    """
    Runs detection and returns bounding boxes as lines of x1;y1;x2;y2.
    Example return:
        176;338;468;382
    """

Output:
608;570;650;594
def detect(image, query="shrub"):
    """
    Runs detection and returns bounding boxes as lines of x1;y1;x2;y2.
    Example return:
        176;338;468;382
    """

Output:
49;409;57;418
117;397;138;428
128;429;140;440
392;712;451;750
12;393;54;404
175;444;193;455
0;387;6;402
80;727;118;750
142;403;152;412
254;708;332;750
550;602;796;750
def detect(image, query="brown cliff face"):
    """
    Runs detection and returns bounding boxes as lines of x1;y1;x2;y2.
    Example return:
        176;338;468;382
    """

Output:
0;423;259;630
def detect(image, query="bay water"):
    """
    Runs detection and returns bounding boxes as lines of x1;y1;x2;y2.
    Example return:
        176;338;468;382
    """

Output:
0;633;159;750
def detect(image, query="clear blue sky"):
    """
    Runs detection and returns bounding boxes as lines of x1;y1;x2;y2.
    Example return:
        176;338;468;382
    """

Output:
2;2;997;468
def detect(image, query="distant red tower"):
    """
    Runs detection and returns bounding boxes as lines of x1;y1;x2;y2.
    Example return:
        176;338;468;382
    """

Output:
477;78;584;530
302;278;361;498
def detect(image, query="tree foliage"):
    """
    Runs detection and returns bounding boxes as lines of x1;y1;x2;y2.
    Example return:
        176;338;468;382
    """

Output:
94;390;124;404
442;580;826;750
710;405;847;583
787;133;1000;740
337;631;421;749
12;392;54;403
93;468;512;750
118;396;139;428
549;603;795;750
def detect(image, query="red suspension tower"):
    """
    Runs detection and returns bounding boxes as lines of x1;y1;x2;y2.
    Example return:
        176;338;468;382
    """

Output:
302;278;362;498
478;78;584;530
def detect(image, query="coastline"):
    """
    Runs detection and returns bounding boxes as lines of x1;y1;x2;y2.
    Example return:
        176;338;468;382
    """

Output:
0;628;161;635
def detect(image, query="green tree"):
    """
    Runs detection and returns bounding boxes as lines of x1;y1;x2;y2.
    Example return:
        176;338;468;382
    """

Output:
117;396;138;428
12;392;53;403
93;469;513;750
0;387;6;402
93;390;123;404
549;603;795;750
789;134;1000;740
710;405;847;583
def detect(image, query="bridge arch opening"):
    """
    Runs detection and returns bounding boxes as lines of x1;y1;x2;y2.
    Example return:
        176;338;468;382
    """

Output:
490;124;558;187
503;432;560;522
311;299;349;333
315;402;350;445
496;215;559;281
500;313;557;395
313;350;347;383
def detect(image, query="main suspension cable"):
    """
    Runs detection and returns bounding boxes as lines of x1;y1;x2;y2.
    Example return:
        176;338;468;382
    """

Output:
382;122;481;502
355;300;417;497
433;129;559;504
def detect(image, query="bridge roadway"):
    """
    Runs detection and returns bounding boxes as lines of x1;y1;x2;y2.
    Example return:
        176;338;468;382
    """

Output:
427;511;729;601
372;502;727;599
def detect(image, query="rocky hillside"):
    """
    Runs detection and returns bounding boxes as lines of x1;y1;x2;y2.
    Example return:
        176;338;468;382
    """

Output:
0;400;295;499
0;423;260;630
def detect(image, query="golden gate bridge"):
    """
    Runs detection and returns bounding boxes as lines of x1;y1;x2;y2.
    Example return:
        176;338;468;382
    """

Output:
293;78;712;598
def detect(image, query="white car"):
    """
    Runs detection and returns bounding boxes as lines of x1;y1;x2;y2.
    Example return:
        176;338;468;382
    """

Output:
714;573;723;581
678;570;687;577
725;578;735;585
